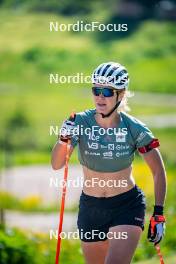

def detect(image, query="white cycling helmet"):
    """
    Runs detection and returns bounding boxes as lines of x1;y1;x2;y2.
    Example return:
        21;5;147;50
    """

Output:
92;61;129;89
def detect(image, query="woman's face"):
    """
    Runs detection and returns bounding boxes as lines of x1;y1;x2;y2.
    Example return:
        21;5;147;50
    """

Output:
92;85;123;115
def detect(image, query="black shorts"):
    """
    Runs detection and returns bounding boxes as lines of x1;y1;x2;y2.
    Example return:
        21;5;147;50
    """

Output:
77;185;146;242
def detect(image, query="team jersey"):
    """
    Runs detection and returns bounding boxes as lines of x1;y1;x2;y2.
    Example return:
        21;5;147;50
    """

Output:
70;109;156;172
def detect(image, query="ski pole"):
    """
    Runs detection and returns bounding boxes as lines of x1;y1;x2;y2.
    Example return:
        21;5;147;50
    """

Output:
55;113;75;264
155;244;165;264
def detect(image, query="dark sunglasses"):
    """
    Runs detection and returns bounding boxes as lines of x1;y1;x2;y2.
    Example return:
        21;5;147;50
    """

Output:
92;87;115;97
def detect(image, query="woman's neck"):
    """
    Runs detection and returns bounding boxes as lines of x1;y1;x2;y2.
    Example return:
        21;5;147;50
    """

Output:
95;111;120;128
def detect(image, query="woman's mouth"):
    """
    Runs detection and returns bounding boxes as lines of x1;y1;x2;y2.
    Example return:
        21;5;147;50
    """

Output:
97;103;106;107
96;103;107;112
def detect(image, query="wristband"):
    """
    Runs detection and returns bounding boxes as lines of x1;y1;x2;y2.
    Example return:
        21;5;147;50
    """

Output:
153;205;164;216
58;140;67;145
58;140;71;146
59;135;69;143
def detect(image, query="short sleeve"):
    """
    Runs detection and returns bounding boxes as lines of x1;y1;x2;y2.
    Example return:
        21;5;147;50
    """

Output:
131;118;155;149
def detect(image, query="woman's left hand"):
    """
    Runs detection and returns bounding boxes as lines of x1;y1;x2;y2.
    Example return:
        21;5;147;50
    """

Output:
147;214;166;245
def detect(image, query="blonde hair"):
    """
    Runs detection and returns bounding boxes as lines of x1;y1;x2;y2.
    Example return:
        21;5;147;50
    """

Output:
117;90;134;112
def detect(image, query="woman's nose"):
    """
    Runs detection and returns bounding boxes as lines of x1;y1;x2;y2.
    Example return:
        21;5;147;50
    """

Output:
99;93;105;99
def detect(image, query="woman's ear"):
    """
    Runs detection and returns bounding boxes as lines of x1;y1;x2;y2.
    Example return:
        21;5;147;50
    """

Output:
117;89;125;101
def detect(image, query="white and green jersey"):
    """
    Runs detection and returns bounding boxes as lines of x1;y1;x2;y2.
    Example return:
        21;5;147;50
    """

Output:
71;109;155;172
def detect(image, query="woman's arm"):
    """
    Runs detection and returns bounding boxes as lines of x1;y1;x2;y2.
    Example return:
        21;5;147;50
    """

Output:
51;141;74;170
142;148;167;206
51;114;78;170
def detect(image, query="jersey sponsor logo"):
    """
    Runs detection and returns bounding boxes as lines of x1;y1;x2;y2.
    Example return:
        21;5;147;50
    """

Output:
116;133;126;142
88;133;100;141
100;144;108;149
136;132;147;143
103;151;113;159
85;150;100;156
116;152;120;157
116;144;129;150
108;144;114;150
116;151;129;157
87;142;99;150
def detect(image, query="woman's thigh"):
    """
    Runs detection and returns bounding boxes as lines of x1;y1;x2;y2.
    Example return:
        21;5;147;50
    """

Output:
105;225;142;264
81;239;109;264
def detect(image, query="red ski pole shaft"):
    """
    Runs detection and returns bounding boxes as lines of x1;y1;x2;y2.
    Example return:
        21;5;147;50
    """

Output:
55;112;75;264
55;139;70;264
155;244;165;264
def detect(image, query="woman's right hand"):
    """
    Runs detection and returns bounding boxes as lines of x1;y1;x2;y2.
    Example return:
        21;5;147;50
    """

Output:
59;118;77;143
51;114;77;170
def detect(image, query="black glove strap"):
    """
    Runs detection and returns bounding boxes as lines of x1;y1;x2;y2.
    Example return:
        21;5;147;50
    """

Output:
153;205;164;216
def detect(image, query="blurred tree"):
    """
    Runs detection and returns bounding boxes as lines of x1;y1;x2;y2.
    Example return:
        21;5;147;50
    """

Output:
0;208;5;230
30;0;93;15
0;0;176;19
0;0;95;15
1;107;37;168
0;108;35;228
96;0;176;41
129;0;160;8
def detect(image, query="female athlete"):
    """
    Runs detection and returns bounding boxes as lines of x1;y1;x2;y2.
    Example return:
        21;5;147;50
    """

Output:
51;62;166;264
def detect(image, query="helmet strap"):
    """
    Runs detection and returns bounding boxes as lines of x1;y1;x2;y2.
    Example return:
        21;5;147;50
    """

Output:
100;92;121;118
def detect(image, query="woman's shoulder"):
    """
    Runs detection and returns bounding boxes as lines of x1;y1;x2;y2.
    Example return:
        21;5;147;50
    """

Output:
74;109;95;123
76;108;95;116
120;112;154;145
120;111;147;127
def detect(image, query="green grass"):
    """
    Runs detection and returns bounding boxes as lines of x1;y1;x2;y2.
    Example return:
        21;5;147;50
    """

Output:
0;11;176;93
0;227;175;264
0;191;78;213
152;127;176;164
134;254;176;264
130;104;176;116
